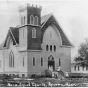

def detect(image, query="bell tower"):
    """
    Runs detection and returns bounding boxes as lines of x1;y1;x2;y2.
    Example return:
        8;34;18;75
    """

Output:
18;3;42;50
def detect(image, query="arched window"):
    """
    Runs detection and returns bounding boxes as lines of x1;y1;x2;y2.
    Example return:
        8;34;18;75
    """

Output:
32;28;36;38
41;58;43;66
50;45;52;51
46;45;48;51
33;57;35;66
59;58;60;66
34;16;38;25
21;17;23;25
54;45;56;51
9;50;14;67
30;15;34;24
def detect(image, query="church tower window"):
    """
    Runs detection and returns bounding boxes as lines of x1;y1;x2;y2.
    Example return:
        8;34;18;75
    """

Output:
24;17;25;25
32;28;36;38
30;15;34;24
21;17;23;25
34;16;38;25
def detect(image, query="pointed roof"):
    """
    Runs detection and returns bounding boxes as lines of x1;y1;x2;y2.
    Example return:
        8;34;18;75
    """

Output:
3;27;19;48
0;13;73;49
41;14;73;47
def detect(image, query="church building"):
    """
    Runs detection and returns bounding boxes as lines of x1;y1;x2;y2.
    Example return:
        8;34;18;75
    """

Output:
0;3;73;77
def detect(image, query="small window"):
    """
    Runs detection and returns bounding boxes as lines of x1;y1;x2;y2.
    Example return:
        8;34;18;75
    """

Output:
30;15;34;24
34;16;38;25
50;45;52;51
23;29;25;39
41;58;43;66
13;54;14;67
78;66;80;71
46;45;48;51
59;58;61;66
21;17;23;25
23;57;24;66
50;31;52;37
74;66;76;71
33;57;35;66
32;28;36;38
24;17;25;25
54;45;56;51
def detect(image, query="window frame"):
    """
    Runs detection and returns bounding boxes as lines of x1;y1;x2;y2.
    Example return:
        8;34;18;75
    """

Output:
30;15;34;25
9;50;14;67
33;57;35;66
34;16;38;25
46;45;48;51
50;45;52;51
41;58;43;66
32;28;36;38
23;57;24;67
54;45;56;52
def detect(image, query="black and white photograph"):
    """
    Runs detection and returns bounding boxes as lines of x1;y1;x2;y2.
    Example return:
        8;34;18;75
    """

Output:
0;0;88;87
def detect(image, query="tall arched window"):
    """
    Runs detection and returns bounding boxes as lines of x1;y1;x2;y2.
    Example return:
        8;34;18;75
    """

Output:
33;57;35;66
46;45;48;51
32;28;36;38
30;15;34;24
50;45;52;51
34;16;38;25
59;58;61;66
24;17;25;25
9;50;14;67
23;57;24;66
21;17;23;25
41;58;43;66
54;45;56;51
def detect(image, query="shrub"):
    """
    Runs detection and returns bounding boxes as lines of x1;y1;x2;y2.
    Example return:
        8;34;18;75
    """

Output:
44;69;52;77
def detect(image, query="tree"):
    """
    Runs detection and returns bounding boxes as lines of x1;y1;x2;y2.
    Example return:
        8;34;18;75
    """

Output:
74;38;88;67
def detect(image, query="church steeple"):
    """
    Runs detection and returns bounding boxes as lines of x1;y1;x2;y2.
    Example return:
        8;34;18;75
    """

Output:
18;3;42;50
18;3;42;26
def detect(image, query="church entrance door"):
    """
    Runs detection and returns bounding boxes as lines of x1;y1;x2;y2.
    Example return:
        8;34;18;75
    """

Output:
48;55;55;71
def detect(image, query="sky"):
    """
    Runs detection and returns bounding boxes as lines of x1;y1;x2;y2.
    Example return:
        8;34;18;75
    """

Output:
0;0;88;60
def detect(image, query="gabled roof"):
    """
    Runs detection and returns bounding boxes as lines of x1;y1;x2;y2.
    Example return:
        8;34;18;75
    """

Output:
41;13;52;26
41;14;73;47
3;27;19;48
0;13;73;49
